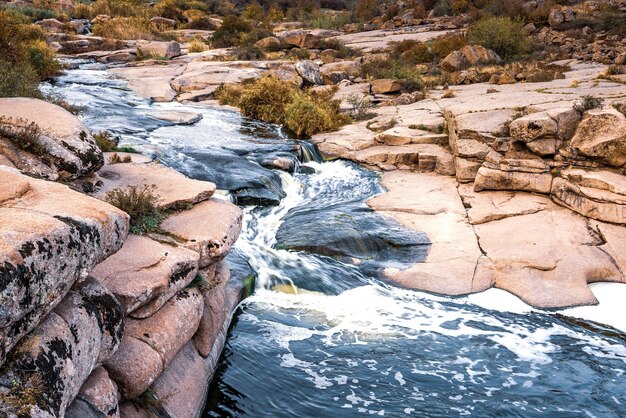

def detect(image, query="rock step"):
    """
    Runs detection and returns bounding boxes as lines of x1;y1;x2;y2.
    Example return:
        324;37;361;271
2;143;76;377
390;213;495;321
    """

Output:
158;198;243;268
376;126;449;146
352;144;455;175
93;161;216;210
104;287;204;400
65;366;120;418
90;234;200;318
0;167;128;366
0;277;124;417
119;263;243;418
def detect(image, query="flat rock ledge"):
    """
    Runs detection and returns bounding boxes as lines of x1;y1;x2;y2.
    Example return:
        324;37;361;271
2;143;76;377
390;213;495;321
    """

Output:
368;171;626;309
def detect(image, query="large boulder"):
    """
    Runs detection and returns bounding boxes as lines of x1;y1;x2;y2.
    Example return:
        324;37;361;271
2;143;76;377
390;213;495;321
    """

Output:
509;112;558;142
294;60;323;85
0;167;129;366
551;168;626;225
0;98;104;180
0;277;124;417
276;30;321;49
370;79;405;94
136;41;181;59
569;108;626;168
441;45;501;72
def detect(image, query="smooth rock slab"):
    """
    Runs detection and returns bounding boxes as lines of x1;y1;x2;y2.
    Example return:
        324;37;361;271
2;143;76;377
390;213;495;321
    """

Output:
0;98;104;179
91;234;199;316
474;206;624;308
367;172;487;295
0;278;124;417
458;184;550;225
159;199;243;268
94;162;216;210
0;167;128;365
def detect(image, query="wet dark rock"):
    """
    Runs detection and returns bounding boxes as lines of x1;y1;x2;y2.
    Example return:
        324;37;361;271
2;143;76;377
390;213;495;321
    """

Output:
175;149;287;206
275;204;431;273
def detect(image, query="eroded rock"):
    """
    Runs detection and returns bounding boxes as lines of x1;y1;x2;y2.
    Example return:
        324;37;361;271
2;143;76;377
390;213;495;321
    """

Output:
0;98;104;179
0;167;128;365
569;108;626;168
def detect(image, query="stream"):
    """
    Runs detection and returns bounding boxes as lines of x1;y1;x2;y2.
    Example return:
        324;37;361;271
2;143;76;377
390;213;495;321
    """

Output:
44;62;626;417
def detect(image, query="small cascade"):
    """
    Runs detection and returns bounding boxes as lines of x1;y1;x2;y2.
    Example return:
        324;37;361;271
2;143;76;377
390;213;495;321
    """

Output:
299;141;325;164
43;62;626;418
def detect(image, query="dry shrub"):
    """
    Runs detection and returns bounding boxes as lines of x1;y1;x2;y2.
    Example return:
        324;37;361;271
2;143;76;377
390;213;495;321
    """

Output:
0;10;60;97
0;116;46;156
218;76;348;138
431;33;468;59
93;17;155;40
93;131;118;152
108;153;132;164
188;39;206;53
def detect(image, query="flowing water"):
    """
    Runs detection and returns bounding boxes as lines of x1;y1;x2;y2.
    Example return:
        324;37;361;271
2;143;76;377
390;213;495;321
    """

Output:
46;63;626;418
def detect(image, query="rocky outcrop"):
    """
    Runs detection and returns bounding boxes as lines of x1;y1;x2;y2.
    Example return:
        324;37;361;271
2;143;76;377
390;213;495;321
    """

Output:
474;155;553;194
0;277;124;417
0;167;128;366
569;108;626;168
66;366;120;418
276;29;321;49
93;161;216;210
0;98;104;180
90;234;199;317
295;60;323;86
551;168;626;225
159;199;243;268
136;41;181;59
441;45;501;72
104;288;204;399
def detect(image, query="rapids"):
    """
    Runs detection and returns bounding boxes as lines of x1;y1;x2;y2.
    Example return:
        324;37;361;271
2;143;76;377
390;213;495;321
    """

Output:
44;62;626;418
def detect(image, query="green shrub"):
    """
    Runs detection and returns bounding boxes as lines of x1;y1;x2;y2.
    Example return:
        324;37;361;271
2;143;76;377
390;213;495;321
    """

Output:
212;15;252;48
105;184;164;235
468;16;530;60
391;40;433;64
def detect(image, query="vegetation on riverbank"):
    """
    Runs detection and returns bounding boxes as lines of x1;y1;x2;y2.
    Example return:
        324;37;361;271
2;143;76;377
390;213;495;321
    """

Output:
217;76;349;137
0;10;60;97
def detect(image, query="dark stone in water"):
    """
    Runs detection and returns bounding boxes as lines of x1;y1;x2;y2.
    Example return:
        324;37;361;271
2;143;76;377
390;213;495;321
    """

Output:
275;204;430;273
174;149;286;206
